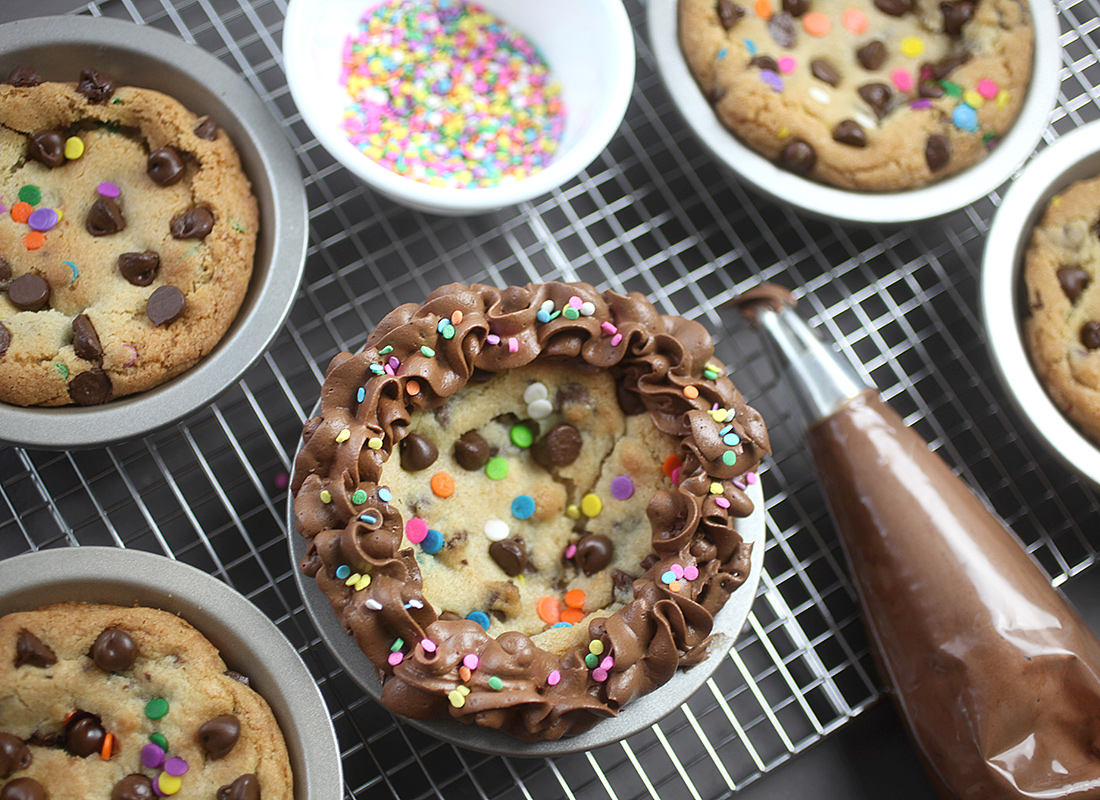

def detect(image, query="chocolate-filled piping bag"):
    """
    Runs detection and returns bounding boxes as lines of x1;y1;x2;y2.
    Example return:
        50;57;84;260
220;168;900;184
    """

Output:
733;284;1100;799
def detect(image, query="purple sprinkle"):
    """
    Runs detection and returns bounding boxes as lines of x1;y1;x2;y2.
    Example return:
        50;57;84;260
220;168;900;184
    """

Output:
141;743;165;769
164;757;189;777
610;475;634;500
96;181;120;198
910;98;933;110
732;479;747;490
486;334;501;345
152;779;166;798
760;70;785;92
28;207;58;232
388;356;400;369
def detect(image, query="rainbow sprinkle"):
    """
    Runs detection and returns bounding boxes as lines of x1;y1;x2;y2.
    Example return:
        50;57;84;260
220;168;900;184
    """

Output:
339;0;565;189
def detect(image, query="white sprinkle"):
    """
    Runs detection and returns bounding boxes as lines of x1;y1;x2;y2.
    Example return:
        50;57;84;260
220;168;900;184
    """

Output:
854;112;878;130
527;398;554;419
365;598;383;611
523;382;549;403
539;299;555;314
579;301;596;316
485;519;510;542
809;87;830;105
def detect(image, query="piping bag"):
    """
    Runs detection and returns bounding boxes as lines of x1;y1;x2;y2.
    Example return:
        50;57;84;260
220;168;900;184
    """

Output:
733;285;1100;799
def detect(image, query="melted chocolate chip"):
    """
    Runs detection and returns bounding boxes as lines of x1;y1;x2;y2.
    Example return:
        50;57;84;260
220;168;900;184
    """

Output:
779;139;816;175
940;0;974;35
28;129;65;168
72;314;104;361
612;569;635;602
531;424;582;468
858;83;893;119
716;0;745;29
15;629;55;668
170;206;214;239
0;777;46;800
76;67;115;103
5;66;41;87
118;251;160;286
0;258;10;283
194;117;219;140
0;324;9;358
489;539;528;577
810;58;840;86
454;431;491;470
198;715;241;760
86;196;126;236
69;369;112;405
874;0;911;15
217;774;260;800
0;733;31;779
919;80;946;98
146;146;186;186
1082;321;1100;350
400;433;438;471
856;40;887;71
575;534;614;576
929;54;969;80
767;13;796;47
8;274;49;312
925;134;951;171
750;55;780;72
111;774;156;800
66;712;106;757
147;285;187;327
1060;268;1091;302
833;120;867;147
782;0;810;15
91;627;136;671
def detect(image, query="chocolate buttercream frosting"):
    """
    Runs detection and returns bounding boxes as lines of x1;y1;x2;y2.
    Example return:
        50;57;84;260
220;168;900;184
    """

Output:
292;282;770;741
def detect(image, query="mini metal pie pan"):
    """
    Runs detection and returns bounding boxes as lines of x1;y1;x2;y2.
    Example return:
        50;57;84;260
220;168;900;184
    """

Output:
981;120;1100;486
0;16;307;449
0;546;342;800
288;466;765;757
646;0;1062;224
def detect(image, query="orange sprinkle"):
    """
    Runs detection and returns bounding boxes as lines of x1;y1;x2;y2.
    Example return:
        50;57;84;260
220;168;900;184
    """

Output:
451;310;463;325
802;11;830;35
560;608;584;624
753;0;773;18
564;589;586;609
63;710;77;724
537;596;561;625
11;202;32;223
669;581;682;593
683;385;699;399
23;231;45;250
459;665;472;682
406;379;421;396
100;732;114;760
663;454;682;478
841;7;868;33
430;472;455;498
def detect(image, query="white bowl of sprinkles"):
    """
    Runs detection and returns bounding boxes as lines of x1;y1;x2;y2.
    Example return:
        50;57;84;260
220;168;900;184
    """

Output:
284;0;636;215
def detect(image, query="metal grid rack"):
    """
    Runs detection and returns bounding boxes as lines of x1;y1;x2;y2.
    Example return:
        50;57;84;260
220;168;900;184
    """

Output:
3;0;1100;796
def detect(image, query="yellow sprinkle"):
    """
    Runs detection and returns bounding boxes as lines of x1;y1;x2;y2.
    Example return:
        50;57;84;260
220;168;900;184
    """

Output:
566;504;581;520
336;428;350;443
1051;195;1063;206
777;126;790;139
345;573;361;586
457;684;471;696
581;493;603;517
709;409;727;421
448;689;466;708
368;437;383;450
996;89;1010;109
320;490;332;504
64;136;84;160
157;774;182;796
964;90;984;108
900;36;924;58
589;640;605;656
354;575;371;591
709;482;724;495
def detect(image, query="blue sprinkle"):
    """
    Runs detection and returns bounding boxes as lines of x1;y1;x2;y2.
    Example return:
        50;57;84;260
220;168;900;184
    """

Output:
335;564;351;580
536;309;551;323
511;494;536;520
661;570;676;585
357;387;366;403
723;432;741;446
437;318;449;333
720;425;733;436
422;529;444;555
360;514;378;524
467;611;491;631
370;364;385;374
378;488;393;502
952;103;979;132
744;38;756;55
552;622;572;628
717;47;728;60
64;260;79;285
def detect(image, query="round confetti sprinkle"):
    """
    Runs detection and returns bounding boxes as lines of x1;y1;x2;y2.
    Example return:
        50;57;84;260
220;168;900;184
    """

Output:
97;182;121;198
753;0;772;18
777;56;797;74
420;345;435;357
351;489;368;504
722;451;738;466
565;505;581;521
584;652;599;669
601;656;614;670
964;89;984;108
378;487;393;502
662;570;676;585
367;437;383;450
485;456;509;480
537;596;561;624
145;697;169;720
11;202;32;223
388;651;404;666
23;231;44;250
663;454;682;478
802;12;830;36
511;494;536;520
18;185;41;205
564;589;586;609
406;517;429;544
510;423;534;448
715;496;731;509
671;564;684;579
588;639;604;655
431;471;455;497
157;773;182;796
952;104;979;132
422;528;444;554
580;493;602;517
336;564;351;579
406;379;421;396
164;757;189;777
579;301;596;316
448;689;466;708
563;307;580;321
488;675;504;690
486;334;500;345
150;733;168;751
335;428;351;443
891;69;913;92
723;432;741;446
459;665;472;682
64;136;84;159
610;475;634;500
669;580;682;593
141;744;165;769
683;385;700;400
684;565;700;581
320;489;332;505
560;608;584;624
564;543;577;559
592;668;608;682
463;653;480;670
547;670;561;686
901;36;925;58
467;610;491;631
841;7;867;33
709;482;724;495
568;296;583;309
977;79;999;100
484;519;510;541
746;472;759;485
422;639;437;653
523;382;548;403
527;398;553;419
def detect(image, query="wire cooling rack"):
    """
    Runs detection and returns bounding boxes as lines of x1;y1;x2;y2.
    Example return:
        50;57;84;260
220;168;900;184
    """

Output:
3;0;1100;796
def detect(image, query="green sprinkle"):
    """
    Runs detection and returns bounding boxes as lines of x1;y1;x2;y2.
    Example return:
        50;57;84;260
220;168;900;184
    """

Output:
149;733;168;750
54;362;69;380
230;218;246;233
722;451;737;466
485;456;509;481
941;80;962;98
111;97;124;104
509;424;534;449
488;676;504;691
380;345;394;355
351;489;368;505
563;307;580;320
391;638;404;652
145;697;169;720
442;325;455;340
584;653;599;669
549;310;561;321
982;130;998;145
18;185;41;205
420;345;436;357
703;367;720;380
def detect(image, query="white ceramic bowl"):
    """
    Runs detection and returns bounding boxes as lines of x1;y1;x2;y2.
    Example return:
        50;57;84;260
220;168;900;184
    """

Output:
981;120;1100;486
647;0;1062;224
283;0;635;215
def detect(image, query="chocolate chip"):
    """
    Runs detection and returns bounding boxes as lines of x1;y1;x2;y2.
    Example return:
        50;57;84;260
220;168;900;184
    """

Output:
69;369;112;405
1058;268;1091;302
91;627;136;672
874;0;911;15
716;0;745;29
72;314;104;361
531;423;582;468
28;129;65;168
76;67;115;103
217;774;260;800
575;534;614;576
170;206;214;239
0;733;31;780
489;539;528;576
856;40;887;71
118;251;160;286
0;258;10;283
146;147;186;186
750;55;780;72
194;117;219;140
612;569;635;602
199;715;241;760
0;777;46;800
86;196;126;236
8;274;49;312
0;324;9;358
925;134;951;171
929;54;969;80
782;0;810;15
919;80;946;98
858;83;893;118
1082;321;1100;350
400;433;438;471
779;139;816;175
940;0;974;35
810;58;840;86
111;775;156;800
5;66;41;87
147;285;187;327
833;120;867;147
66;712;106;757
454;431;491;470
767;12;797;47
15;629;55;668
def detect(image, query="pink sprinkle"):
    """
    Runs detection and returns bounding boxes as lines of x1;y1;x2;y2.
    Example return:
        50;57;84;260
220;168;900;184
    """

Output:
547;670;561;686
684;565;699;581
384;364;395;376
671;466;681;486
891;68;913;92
564;544;577;559
486;334;501;345
778;56;797;74
388;651;404;666
611;333;623;347
508;337;519;353
746;471;758;485
97;181;120;198
600;656;613;670
406;517;429;544
601;322;617;335
422;639;437;653
592;668;608;682
671;563;684;579
568;295;583;309
464;653;479;670
977;78;999;99
715;496;731;509
123;344;139;366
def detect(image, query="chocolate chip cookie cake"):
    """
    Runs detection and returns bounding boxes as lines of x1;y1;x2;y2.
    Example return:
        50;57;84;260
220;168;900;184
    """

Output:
292;282;770;741
679;0;1034;190
0;66;258;406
